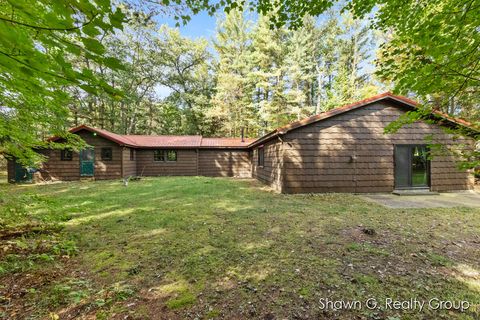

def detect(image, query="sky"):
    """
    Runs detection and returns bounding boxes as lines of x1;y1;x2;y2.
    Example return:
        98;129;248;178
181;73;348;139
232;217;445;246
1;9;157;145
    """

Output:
152;11;218;97
155;11;218;40
148;7;379;98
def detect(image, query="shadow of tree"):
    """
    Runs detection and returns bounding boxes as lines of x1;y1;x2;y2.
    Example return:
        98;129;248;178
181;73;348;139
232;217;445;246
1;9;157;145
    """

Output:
1;177;479;319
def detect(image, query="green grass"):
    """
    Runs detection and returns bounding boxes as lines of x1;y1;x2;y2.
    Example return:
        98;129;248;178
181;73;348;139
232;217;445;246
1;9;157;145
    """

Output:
0;177;479;319
0;170;6;184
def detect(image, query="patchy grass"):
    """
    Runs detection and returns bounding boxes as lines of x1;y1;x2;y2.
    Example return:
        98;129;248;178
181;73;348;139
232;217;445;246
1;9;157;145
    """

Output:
0;177;479;319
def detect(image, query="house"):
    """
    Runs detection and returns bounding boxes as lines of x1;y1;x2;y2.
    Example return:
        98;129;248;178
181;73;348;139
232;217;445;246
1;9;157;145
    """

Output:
7;93;478;193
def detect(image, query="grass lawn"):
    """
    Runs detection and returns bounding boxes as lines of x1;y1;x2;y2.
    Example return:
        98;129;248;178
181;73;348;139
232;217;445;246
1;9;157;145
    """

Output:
0;177;479;319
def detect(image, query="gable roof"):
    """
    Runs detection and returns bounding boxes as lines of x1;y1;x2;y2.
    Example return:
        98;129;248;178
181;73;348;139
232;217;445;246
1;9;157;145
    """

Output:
50;93;476;150
248;92;478;148
49;125;253;149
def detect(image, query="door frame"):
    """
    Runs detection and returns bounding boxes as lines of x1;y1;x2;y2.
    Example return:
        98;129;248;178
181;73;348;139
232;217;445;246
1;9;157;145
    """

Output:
79;148;95;177
394;144;431;190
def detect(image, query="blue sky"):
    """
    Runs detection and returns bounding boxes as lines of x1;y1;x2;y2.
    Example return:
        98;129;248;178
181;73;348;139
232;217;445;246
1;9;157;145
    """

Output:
153;11;218;97
151;9;379;97
156;11;218;40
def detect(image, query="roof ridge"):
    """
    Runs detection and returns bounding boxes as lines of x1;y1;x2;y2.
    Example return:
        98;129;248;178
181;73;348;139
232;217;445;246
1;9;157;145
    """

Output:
248;92;477;148
51;93;476;149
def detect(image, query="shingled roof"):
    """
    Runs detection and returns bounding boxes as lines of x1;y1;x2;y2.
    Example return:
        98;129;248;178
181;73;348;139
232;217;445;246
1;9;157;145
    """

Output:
50;125;254;148
249;92;478;147
51;93;476;149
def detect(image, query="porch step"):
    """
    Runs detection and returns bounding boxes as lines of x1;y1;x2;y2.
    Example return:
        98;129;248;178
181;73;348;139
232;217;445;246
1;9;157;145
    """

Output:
392;189;439;196
80;177;95;182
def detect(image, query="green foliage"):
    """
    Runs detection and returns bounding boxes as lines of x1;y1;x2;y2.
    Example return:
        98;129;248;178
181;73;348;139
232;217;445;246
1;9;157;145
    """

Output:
1;0;478;166
372;0;480;148
68;14;216;136
166;291;196;309
155;26;216;135
0;188;76;276
210;10;380;135
209;9;258;137
0;0;125;166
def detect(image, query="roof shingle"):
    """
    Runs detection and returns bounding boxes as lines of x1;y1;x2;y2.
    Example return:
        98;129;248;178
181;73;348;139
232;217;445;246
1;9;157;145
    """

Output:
51;93;476;149
201;137;256;148
123;135;202;148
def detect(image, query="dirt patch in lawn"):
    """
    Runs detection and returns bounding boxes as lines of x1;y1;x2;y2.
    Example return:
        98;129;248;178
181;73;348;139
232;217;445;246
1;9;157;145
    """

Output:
1;177;479;319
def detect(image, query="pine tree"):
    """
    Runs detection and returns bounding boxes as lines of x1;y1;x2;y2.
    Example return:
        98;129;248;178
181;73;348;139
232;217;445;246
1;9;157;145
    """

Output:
318;13;379;111
250;15;289;132
284;15;318;120
210;10;257;137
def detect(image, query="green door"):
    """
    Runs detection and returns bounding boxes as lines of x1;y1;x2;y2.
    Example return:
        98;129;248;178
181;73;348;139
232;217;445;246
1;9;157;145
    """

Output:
14;162;32;182
80;149;95;176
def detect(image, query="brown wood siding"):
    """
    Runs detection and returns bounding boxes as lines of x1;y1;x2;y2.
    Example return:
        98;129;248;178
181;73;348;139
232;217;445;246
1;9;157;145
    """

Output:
252;139;283;191
7;159;14;183
136;149;198;176
198;149;251;177
35;130;122;181
281;101;474;193
35;149;81;181
77;131;122;180
122;147;137;177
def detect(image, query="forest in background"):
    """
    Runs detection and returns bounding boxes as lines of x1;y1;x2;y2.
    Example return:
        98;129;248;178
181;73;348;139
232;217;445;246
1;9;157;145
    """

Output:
68;7;382;138
0;0;478;166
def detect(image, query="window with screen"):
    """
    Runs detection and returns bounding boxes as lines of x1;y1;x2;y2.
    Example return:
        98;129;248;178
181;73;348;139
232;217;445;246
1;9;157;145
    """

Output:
166;150;177;162
154;150;165;161
101;147;112;161
130;149;135;161
60;150;73;161
258;147;264;166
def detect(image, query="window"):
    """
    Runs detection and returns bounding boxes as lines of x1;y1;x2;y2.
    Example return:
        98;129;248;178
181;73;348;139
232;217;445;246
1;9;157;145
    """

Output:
61;150;73;161
101;147;112;161
154;150;165;161
130;149;135;161
166;150;177;162
154;150;177;162
257;147;264;167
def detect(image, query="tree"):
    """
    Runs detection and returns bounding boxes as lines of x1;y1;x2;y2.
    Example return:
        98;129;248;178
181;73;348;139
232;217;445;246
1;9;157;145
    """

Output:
68;11;161;135
210;9;258;137
0;0;125;165
284;15;318;118
322;12;379;110
371;0;479;124
166;0;478;125
250;15;290;132
154;26;216;135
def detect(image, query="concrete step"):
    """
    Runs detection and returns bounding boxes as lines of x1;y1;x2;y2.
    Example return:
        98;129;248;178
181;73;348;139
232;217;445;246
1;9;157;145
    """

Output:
392;189;439;196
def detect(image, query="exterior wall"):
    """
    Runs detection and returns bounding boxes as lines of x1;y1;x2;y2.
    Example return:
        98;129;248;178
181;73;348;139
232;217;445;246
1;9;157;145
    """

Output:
35;130;122;181
7;159;15;183
252;139;284;192
35;149;81;181
198;149;251;178
136;149;198;176
122;147;137;177
281;101;474;193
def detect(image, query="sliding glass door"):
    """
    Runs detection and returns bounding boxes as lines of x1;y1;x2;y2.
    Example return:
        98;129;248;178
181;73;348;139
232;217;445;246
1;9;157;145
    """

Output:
394;145;430;189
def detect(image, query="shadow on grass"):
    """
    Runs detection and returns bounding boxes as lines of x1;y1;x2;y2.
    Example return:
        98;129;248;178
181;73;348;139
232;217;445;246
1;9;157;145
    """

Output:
1;177;479;319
